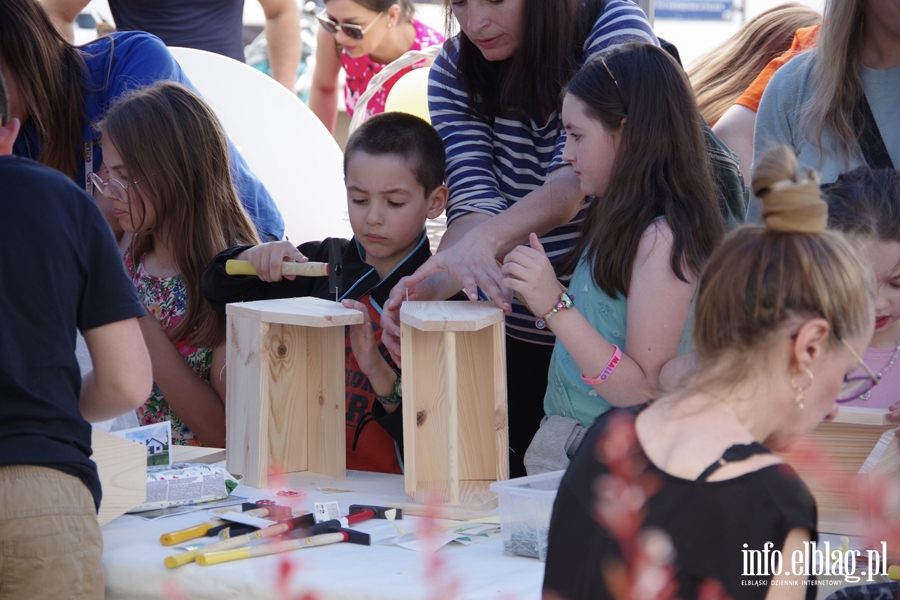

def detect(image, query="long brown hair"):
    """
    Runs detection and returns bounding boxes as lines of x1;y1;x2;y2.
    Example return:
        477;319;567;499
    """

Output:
556;43;724;299
802;0;866;166
688;3;820;125
444;0;605;122
100;82;261;347
0;0;85;179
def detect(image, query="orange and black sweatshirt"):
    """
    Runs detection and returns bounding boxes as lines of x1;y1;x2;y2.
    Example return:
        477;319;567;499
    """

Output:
201;231;434;474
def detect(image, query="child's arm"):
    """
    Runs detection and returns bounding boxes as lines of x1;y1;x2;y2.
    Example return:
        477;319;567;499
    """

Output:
79;318;153;423
502;226;693;406
139;314;227;447
341;300;400;414
235;241;308;282
201;240;335;313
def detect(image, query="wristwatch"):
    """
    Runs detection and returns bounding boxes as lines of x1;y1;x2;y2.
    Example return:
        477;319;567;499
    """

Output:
375;373;402;405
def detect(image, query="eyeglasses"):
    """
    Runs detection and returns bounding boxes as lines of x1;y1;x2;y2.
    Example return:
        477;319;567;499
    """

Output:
316;10;385;40
836;337;880;402
89;171;145;204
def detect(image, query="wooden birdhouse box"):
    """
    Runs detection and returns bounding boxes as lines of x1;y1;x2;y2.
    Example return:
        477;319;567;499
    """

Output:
786;407;900;535
400;301;509;510
92;428;146;526
225;297;363;488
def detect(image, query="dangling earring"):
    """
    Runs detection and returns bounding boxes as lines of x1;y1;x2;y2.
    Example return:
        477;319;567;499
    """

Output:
790;368;814;409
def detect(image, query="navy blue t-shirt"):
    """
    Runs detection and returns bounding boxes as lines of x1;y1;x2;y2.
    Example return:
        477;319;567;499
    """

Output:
0;156;145;510
109;0;245;62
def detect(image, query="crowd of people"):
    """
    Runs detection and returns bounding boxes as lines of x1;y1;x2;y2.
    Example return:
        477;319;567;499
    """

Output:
1;0;899;598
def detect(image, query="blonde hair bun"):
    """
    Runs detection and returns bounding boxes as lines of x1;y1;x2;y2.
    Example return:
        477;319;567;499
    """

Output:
753;146;827;233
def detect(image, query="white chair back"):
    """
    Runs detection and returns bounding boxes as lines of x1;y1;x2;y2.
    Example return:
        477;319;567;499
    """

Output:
169;46;351;243
347;44;442;136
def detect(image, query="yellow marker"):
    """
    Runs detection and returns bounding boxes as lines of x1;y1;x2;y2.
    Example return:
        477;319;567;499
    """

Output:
887;565;900;580
225;259;328;277
160;523;214;546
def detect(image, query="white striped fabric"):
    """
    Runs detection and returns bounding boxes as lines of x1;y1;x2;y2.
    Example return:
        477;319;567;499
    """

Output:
428;0;658;344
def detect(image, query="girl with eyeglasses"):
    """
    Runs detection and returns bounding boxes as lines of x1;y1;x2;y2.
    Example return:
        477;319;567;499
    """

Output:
825;166;900;413
308;0;443;133
542;145;876;600
0;0;283;242
90;82;261;447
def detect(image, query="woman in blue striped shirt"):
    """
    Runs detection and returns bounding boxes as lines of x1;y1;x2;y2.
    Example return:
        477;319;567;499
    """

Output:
381;0;657;477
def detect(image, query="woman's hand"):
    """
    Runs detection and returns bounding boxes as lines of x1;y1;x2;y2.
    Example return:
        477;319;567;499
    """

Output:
403;234;512;310
236;241;307;282
501;233;564;319
380;275;442;366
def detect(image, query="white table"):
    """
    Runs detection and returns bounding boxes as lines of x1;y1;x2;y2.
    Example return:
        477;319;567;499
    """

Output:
102;470;544;599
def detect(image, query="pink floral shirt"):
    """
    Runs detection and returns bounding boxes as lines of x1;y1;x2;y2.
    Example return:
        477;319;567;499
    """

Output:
342;18;444;118
125;248;212;446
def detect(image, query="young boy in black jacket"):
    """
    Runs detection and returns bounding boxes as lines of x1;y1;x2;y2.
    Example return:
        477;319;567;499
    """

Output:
201;112;447;474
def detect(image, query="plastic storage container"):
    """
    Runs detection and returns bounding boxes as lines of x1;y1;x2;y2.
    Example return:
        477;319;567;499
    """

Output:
490;470;565;561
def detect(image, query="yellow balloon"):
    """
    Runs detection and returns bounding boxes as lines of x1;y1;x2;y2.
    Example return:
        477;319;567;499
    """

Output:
384;67;432;123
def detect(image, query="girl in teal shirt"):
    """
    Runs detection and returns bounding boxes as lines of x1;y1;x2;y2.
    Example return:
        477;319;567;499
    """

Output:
502;43;725;463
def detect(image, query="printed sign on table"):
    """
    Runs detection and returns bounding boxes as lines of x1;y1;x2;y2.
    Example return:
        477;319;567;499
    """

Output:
112;421;172;466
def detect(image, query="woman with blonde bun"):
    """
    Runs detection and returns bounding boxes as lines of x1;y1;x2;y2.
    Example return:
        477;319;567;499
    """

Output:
544;146;876;600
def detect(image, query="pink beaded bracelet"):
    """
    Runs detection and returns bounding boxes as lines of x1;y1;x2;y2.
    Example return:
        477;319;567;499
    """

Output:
535;292;575;330
581;345;622;385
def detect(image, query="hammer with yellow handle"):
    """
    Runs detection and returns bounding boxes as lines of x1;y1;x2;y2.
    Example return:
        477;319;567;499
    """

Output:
159;504;289;546
196;532;350;566
225;259;329;277
164;513;316;568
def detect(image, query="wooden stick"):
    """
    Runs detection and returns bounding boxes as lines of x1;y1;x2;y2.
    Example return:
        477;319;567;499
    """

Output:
196;532;347;566
225;259;328;277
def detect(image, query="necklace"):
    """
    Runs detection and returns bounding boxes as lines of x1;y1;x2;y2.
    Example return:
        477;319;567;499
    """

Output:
859;338;900;401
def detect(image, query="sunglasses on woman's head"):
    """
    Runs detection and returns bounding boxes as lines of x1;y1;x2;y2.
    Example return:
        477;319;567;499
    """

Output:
316;10;385;40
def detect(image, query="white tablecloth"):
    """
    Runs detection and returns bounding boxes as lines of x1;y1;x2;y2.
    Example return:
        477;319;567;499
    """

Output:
102;470;544;599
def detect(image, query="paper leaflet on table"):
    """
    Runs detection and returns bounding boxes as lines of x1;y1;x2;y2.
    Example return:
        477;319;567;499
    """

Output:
216;510;280;529
135;495;251;520
111;421;172;466
375;512;502;552
128;462;240;514
314;501;342;523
